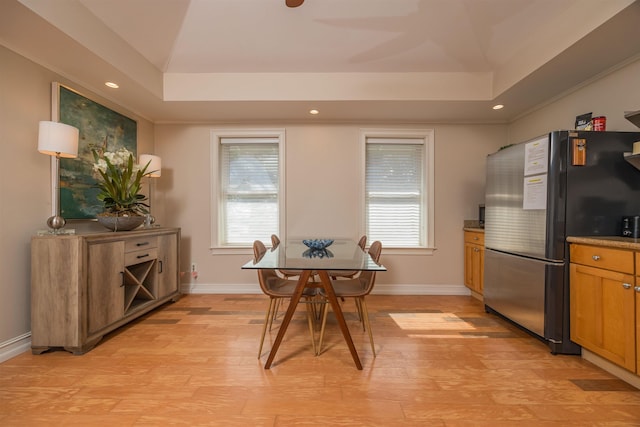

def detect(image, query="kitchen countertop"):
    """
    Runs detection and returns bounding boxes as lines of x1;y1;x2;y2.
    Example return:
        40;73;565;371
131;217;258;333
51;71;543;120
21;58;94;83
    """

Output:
567;236;640;250
463;227;485;232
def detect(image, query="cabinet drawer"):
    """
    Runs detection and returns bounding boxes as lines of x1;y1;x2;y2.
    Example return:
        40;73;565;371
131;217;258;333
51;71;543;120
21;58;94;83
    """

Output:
125;236;158;253
464;231;484;246
569;244;633;274
125;248;158;266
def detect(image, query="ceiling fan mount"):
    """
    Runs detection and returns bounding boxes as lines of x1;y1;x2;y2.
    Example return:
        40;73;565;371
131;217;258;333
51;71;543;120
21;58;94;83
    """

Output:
286;0;304;8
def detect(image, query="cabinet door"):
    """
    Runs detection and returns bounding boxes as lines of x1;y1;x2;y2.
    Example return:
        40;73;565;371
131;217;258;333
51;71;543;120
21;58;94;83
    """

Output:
464;242;483;294
464;242;475;289
637;284;640;374
157;232;179;299
87;241;125;334
474;245;484;294
570;263;635;371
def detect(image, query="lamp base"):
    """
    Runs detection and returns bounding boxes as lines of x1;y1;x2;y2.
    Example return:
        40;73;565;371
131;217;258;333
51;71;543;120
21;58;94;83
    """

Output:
47;215;66;233
144;214;156;228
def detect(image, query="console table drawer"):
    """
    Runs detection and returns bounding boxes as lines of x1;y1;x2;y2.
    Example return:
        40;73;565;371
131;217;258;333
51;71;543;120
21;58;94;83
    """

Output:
125;248;158;266
125;236;158;252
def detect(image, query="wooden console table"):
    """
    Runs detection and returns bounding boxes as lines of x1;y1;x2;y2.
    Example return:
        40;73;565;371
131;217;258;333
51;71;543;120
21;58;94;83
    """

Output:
31;227;181;355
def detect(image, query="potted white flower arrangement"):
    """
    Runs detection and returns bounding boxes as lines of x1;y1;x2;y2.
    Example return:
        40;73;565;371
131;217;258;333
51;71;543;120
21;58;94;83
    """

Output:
92;148;152;231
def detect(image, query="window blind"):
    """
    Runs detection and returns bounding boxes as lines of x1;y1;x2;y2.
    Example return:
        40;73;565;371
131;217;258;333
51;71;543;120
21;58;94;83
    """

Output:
366;139;425;247
220;139;279;245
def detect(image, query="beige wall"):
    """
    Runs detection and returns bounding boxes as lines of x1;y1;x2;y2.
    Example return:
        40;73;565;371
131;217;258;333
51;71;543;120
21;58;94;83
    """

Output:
154;123;506;291
0;46;154;352
507;58;640;143
3;41;639;358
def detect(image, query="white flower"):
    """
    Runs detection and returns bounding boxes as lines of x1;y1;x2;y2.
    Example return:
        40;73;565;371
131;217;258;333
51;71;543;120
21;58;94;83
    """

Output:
93;158;107;174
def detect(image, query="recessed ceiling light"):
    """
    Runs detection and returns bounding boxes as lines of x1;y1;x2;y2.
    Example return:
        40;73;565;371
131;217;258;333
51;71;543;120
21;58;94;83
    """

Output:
492;104;504;110
309;109;319;115
105;82;119;89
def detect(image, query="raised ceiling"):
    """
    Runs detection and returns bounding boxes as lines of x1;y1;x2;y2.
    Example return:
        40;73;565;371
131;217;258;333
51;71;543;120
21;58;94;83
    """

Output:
3;0;640;123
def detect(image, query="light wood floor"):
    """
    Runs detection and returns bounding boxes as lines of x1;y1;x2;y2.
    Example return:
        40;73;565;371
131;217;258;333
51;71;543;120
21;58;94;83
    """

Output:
2;294;640;426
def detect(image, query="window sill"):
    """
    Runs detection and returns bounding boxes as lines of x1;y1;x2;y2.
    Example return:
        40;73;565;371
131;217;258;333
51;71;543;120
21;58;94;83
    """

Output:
381;247;436;256
210;246;254;256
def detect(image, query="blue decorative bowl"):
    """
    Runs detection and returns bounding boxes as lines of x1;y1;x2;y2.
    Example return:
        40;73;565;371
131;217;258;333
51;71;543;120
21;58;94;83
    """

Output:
302;239;334;250
303;248;334;259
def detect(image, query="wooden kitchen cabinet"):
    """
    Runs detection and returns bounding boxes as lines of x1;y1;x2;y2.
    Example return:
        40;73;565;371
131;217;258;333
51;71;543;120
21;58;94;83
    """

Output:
569;244;636;372
31;227;181;355
636;254;640;373
464;230;484;297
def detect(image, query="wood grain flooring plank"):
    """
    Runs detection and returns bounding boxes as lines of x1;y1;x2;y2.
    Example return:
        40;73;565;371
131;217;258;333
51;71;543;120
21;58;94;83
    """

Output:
1;295;639;426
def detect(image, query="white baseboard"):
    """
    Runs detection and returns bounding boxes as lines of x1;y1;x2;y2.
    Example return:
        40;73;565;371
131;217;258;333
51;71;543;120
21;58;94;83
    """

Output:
182;282;471;296
0;333;31;363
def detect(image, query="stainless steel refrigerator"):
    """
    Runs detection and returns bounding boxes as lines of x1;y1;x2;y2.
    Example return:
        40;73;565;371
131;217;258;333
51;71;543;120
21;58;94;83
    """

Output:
484;130;640;354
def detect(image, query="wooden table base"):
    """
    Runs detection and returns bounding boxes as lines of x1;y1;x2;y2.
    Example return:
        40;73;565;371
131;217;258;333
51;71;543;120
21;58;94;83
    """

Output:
264;270;362;370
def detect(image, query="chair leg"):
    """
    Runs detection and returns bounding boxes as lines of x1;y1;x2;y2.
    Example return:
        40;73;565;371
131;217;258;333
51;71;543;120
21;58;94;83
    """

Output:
354;298;364;329
305;298;317;355
360;297;376;357
270;298;282;330
269;298;283;331
258;298;275;358
309;295;318;322
314;294;326;323
317;302;330;356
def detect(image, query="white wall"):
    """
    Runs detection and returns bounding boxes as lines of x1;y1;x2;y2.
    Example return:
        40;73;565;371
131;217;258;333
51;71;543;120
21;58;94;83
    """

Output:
155;123;506;292
0;45;154;359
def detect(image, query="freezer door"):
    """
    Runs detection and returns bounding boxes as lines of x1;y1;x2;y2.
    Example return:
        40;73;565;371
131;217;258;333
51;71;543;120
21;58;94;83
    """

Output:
484;249;547;338
485;138;548;259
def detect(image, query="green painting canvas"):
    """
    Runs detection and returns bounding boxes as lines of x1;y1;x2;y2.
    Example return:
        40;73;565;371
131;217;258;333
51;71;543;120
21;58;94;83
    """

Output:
57;85;137;219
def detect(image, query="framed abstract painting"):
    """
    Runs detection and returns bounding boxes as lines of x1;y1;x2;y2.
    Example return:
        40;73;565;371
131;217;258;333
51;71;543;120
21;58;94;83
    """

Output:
52;83;137;219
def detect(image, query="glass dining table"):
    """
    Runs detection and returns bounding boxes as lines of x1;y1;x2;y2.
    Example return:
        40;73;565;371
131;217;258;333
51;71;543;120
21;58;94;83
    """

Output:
242;239;386;369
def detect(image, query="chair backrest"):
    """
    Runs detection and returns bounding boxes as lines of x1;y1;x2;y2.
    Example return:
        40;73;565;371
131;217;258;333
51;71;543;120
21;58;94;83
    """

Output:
253;240;280;295
368;240;382;263
254;239;267;261
357;235;367;250
359;240;382;295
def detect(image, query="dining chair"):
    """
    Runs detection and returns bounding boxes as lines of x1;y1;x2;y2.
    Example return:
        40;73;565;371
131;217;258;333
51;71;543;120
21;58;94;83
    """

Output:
270;234;327;321
253;240;318;358
270;234;305;321
317;240;382;357
270;234;304;279
329;235;367;280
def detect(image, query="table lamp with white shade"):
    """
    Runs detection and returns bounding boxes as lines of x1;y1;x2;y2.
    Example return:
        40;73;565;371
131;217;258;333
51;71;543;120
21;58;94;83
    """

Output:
38;121;79;233
139;154;161;226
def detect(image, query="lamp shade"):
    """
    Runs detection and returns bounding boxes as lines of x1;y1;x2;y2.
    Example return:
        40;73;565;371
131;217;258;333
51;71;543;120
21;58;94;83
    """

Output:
38;121;79;158
139;154;161;177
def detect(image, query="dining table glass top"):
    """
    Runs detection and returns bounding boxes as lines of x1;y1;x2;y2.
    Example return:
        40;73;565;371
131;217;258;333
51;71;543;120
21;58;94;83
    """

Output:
241;238;386;271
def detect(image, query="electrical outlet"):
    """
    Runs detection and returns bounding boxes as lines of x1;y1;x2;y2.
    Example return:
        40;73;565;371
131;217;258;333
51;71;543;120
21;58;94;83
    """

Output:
191;263;197;272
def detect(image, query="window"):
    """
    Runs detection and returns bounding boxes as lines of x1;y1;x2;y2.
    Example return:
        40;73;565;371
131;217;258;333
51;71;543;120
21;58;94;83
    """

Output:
362;129;434;251
211;129;285;251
